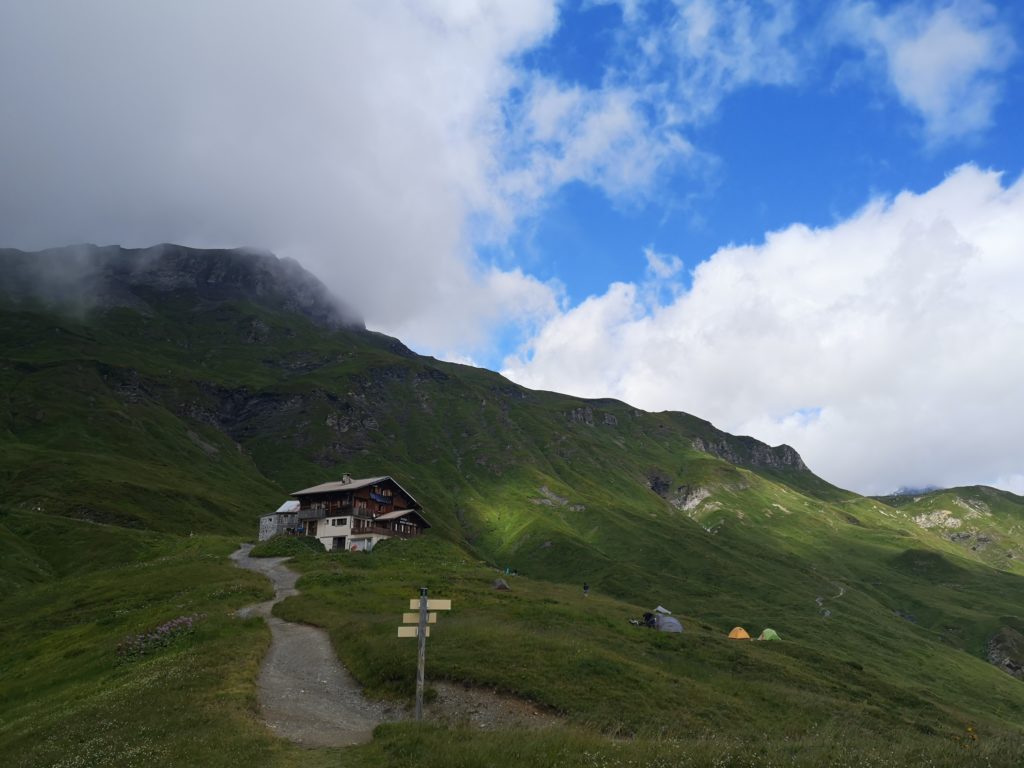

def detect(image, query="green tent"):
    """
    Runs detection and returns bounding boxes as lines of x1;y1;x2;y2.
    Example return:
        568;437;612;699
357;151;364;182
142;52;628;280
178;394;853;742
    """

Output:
758;628;781;641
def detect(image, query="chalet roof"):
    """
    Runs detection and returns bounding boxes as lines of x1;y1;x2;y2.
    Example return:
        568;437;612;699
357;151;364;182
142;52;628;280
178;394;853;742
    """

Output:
290;475;420;506
292;476;388;495
375;508;431;528
274;500;300;514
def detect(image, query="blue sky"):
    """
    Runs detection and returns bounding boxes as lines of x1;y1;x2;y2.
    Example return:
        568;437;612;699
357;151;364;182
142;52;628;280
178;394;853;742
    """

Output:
2;0;1023;494
499;0;1024;311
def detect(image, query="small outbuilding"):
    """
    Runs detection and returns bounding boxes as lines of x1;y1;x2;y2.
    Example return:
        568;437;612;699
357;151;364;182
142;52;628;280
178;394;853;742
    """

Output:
258;500;300;541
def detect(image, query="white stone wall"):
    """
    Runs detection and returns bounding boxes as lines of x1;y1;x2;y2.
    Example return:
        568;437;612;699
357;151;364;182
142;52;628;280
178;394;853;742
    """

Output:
258;515;277;541
318;516;353;536
308;516;392;552
315;516;353;551
258;513;298;541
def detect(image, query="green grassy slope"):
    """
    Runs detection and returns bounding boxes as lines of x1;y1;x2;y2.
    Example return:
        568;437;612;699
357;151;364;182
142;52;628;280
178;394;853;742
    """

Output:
874;486;1024;568
271;537;1024;736
3;290;1024;765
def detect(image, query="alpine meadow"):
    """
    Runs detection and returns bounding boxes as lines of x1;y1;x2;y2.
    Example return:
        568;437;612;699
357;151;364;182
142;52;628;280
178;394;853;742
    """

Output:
1;245;1023;767
3;2;1024;766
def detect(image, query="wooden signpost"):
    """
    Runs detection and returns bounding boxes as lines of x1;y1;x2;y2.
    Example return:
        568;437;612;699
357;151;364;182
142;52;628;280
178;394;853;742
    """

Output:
397;587;452;720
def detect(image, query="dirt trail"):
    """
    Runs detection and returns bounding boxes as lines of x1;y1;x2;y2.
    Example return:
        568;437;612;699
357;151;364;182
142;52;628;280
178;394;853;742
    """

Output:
232;544;561;746
814;581;847;618
231;544;395;747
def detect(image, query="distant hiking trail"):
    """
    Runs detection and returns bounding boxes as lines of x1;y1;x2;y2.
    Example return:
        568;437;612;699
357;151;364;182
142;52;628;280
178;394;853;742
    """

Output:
231;544;559;747
814;581;847;618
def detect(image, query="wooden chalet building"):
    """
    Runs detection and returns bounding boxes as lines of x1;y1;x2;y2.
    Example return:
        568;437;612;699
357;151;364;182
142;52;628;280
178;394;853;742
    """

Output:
292;473;429;552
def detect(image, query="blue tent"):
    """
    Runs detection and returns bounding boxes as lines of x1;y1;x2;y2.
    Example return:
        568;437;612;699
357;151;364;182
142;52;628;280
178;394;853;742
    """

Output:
655;615;683;633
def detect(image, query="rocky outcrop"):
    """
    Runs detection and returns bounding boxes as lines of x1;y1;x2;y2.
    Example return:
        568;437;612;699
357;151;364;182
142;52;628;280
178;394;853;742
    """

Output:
567;407;594;426
691;435;807;471
565;406;621;427
646;474;711;512
913;510;962;530
953;496;990;517
647;472;671;497
987;627;1024;680
947;531;995;551
671;485;711;512
0;244;362;329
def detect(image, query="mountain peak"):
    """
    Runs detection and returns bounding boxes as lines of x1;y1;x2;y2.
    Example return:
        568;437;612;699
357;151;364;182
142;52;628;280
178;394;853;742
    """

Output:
0;243;362;330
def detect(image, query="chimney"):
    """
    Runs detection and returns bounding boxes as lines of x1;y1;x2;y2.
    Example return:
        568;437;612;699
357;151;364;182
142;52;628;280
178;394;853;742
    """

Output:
341;473;352;484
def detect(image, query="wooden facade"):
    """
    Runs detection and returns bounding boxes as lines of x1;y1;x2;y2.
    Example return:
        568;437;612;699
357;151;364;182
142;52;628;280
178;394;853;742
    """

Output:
291;474;429;551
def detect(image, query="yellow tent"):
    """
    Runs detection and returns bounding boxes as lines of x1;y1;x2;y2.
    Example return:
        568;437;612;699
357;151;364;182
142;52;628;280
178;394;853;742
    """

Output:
728;626;751;639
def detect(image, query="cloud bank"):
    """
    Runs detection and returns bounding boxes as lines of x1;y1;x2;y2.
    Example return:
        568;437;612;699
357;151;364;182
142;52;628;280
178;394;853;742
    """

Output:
0;1;576;355
503;165;1024;494
2;0;1015;361
0;0;706;357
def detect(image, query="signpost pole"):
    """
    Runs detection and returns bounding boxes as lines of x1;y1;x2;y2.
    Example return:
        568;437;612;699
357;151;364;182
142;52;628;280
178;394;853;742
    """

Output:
415;586;428;721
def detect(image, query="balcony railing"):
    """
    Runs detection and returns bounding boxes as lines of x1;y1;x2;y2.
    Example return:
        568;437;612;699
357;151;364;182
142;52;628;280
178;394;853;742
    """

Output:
369;492;392;504
299;504;357;520
351;524;417;539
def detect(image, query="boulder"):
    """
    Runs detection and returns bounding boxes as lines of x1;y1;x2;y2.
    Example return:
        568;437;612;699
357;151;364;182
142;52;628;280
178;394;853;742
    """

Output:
987;627;1024;680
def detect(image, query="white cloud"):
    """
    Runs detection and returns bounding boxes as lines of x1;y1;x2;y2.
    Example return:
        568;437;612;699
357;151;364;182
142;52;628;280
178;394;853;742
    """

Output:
498;77;697;218
659;0;801;121
644;246;684;279
835;0;1016;142
0;1;733;359
593;1;801;122
0;0;568;356
503;165;1024;495
484;0;801;223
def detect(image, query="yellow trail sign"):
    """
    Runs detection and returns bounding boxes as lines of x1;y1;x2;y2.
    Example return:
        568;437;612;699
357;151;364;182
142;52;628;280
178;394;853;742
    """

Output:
403;612;437;624
397;626;430;638
409;599;452;611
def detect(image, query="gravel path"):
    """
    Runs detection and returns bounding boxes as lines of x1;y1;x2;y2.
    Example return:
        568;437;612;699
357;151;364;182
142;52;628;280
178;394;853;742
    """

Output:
231;544;395;747
231;543;562;746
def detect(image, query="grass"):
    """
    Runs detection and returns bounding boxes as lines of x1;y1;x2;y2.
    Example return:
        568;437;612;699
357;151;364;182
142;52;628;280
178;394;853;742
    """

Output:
250;534;328;558
0;524;271;766
270;537;1024;744
4;293;1024;765
354;723;1024;768
4;522;1023;767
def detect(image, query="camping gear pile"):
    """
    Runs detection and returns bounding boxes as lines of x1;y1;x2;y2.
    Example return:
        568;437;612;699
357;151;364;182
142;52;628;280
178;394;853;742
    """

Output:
629;606;683;633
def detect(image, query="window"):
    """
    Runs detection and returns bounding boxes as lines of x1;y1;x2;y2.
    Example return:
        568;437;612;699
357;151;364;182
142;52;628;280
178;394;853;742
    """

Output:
331;517;348;527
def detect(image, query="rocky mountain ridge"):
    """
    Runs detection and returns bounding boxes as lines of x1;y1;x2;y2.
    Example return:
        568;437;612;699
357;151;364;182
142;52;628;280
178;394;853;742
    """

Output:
0;243;362;330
